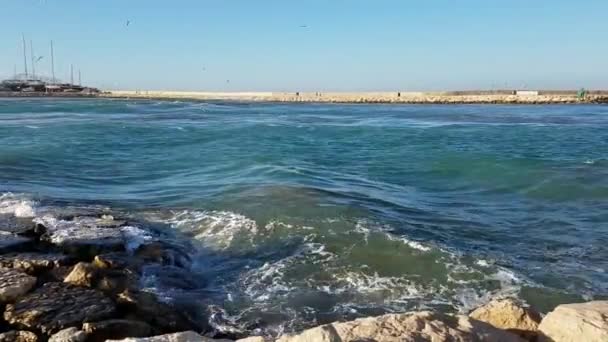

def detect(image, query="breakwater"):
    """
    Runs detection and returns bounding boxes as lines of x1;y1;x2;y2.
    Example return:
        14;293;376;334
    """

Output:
102;90;608;104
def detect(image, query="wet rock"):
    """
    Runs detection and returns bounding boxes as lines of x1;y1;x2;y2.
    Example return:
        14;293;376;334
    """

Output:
0;215;45;237
276;311;524;342
0;268;36;303
105;331;224;341
0;232;33;253
43;225;125;259
538;301;608;342
48;327;87;342
141;265;204;291
4;282;116;335
64;262;139;295
0;330;38;342
93;252;142;271
470;298;541;341
135;242;191;268
0;253;72;275
117;290;199;333
82;319;152;342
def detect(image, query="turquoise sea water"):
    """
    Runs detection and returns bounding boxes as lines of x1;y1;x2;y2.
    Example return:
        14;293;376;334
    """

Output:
1;98;607;335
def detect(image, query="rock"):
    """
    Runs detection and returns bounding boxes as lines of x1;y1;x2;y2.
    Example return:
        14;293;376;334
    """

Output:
237;337;265;342
0;253;72;274
135;242;191;268
276;311;524;342
105;331;223;341
116;290;199;333
0;267;36;303
64;262;139;295
0;215;44;236
0;330;38;342
82;319;152;342
4;282;116;335
93;252;142;271
470;298;541;340
0;232;33;253
538;301;608;342
38;215;133;259
64;262;98;287
48;327;87;342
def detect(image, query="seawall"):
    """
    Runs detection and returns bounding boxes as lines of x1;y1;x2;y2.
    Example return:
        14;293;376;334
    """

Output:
101;90;608;104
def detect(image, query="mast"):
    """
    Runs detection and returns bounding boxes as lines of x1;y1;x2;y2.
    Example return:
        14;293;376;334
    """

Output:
50;40;56;83
30;40;36;79
70;64;74;85
22;34;28;77
13;65;17;78
78;69;81;85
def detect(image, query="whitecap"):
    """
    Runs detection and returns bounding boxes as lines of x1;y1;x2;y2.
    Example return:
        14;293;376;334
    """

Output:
161;210;260;250
0;193;36;217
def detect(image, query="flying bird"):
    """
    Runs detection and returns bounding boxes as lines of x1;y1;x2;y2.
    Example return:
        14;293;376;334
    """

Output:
126;20;131;27
35;56;44;62
299;25;308;28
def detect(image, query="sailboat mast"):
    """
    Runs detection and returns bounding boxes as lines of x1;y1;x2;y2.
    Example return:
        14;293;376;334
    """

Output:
22;35;28;77
78;69;81;85
50;40;56;83
70;64;74;85
30;40;36;79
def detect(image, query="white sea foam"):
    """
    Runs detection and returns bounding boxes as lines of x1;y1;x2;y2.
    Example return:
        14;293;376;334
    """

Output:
162;210;261;250
355;219;432;252
0;193;36;217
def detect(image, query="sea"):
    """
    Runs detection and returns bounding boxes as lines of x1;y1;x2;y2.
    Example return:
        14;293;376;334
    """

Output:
1;98;607;336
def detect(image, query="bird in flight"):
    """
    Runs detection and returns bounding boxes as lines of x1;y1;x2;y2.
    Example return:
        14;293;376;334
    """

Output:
299;25;308;28
35;56;44;62
126;20;131;27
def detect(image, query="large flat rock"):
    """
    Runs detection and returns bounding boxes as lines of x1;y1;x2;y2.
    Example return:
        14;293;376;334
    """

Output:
4;282;116;335
0;253;72;274
276;311;524;342
0;267;37;303
538;301;608;342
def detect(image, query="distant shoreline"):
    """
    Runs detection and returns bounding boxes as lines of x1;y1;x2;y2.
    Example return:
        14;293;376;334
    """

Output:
2;90;608;104
100;90;608;104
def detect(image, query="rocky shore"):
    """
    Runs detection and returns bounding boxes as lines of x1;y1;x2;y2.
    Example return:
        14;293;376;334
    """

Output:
1;212;606;342
101;91;608;104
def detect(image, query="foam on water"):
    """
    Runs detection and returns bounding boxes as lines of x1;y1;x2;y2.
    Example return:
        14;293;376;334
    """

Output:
0;193;36;218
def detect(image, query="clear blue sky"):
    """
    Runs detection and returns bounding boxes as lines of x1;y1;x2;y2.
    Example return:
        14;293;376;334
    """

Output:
1;0;607;91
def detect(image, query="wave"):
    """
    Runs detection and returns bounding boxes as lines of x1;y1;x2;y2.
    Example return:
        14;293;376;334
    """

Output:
0;193;36;217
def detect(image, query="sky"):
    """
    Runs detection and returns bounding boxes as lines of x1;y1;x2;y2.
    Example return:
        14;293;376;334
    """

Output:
1;0;607;91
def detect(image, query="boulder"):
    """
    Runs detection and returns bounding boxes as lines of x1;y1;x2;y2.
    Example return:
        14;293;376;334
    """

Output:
237;337;265;342
42;225;125;259
0;253;72;274
276;311;524;342
105;331;224;341
93;252;143;271
538;301;608;342
0;232;33;253
64;262;139;295
0;267;37;303
48;327;87;342
116;290;200;333
0;330;38;342
82;319;152;342
4;282;116;335
470;298;541;340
